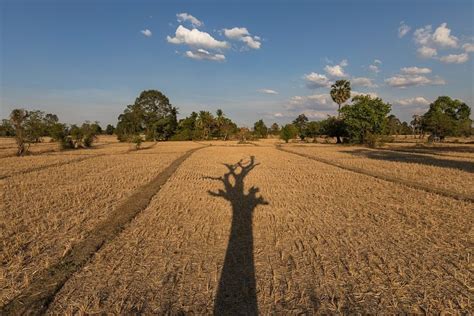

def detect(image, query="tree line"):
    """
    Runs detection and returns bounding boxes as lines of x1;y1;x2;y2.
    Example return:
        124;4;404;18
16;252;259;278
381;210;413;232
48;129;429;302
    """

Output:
2;84;472;155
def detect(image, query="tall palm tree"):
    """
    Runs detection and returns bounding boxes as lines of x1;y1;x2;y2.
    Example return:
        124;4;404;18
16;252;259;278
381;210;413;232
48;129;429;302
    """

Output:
330;80;351;116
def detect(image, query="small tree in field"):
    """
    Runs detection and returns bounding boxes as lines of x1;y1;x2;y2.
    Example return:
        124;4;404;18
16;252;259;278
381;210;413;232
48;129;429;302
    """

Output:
10;109;33;156
132;134;143;150
280;124;298;143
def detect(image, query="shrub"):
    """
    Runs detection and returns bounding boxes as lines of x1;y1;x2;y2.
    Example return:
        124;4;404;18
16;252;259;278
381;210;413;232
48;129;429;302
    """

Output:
132;135;143;150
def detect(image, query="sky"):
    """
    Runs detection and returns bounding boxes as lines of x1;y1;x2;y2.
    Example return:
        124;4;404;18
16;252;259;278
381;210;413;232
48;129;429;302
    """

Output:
1;0;473;127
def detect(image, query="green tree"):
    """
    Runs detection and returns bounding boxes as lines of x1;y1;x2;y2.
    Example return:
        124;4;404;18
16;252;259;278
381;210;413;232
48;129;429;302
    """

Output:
116;90;178;141
292;114;309;140
280;124;298;143
330;80;351;115
253;119;268;138
306;121;321;141
105;124;115;135
386;114;402;135
0;119;15;136
422;96;472;138
269;123;280;135
340;95;391;144
320;116;347;143
196;111;215;140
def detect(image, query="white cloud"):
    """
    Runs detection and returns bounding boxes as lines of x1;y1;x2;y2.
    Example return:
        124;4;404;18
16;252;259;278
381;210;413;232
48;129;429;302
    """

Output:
414;25;433;46
394;97;430;106
185;49;225;61
398;21;411;38
413;23;461;61
351;91;378;99
463;43;474;53
432;23;458;48
400;66;432;75
287;94;336;111
439;53;469;64
167;25;229;50
223;27;261;49
417;46;437;58
140;29;152;37
258;89;278;95
352;77;377;88
385;74;446;88
223;27;249;39
303;72;332;88
274;112;284;117
176;13;203;27
324;59;348;78
240;36;261;49
374;59;382;64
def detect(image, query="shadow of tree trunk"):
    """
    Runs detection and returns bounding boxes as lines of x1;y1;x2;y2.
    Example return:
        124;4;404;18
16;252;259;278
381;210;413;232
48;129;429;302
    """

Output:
206;156;267;315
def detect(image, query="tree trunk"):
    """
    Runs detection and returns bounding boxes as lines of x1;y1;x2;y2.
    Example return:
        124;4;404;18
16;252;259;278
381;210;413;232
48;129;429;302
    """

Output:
336;136;342;144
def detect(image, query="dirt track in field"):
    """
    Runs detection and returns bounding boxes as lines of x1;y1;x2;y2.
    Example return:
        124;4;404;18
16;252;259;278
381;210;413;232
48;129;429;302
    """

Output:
35;145;473;314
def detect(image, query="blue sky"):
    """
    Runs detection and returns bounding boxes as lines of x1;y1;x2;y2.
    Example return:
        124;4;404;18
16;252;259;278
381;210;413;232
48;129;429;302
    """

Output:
1;0;473;127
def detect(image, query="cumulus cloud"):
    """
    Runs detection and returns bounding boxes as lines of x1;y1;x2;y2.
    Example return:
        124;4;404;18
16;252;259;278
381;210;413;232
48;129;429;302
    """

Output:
223;27;249;39
240;36;261;49
287;94;337;112
140;29;152;37
463;43;474;53
412;23;468;63
400;66;432;75
185;49;225;61
385;74;445;88
417;46;437;58
439;53;469;64
167;25;229;50
352;77;377;88
398;21;411;38
324;59;348;78
258;89;278;95
176;13;203;27
303;72;332;88
432;23;459;48
274;112;284;117
394;97;430;106
351;91;378;99
223;27;261;49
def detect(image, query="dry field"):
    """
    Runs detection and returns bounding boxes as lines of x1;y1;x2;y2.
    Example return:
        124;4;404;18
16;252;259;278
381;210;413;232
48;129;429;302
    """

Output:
1;138;473;314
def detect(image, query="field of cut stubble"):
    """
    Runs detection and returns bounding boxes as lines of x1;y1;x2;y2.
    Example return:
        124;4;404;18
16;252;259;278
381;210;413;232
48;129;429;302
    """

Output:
1;137;473;314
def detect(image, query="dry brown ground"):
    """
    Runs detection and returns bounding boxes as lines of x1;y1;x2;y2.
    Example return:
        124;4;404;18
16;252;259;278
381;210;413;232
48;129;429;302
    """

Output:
274;141;474;198
37;145;472;314
0;141;201;306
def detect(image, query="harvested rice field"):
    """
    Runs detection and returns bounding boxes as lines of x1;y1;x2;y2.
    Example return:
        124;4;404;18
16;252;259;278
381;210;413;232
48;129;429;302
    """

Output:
1;139;473;314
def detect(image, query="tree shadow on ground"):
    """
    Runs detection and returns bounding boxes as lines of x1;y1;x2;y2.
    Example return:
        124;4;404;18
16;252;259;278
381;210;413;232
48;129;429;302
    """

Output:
342;149;474;173
206;156;267;315
390;144;474;154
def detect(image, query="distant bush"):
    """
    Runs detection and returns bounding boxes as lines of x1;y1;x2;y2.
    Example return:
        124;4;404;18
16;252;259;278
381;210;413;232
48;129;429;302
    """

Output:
280;124;298;143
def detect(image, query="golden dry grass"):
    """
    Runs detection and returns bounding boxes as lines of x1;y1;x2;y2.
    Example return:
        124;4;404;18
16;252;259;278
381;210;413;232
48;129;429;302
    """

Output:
0;141;201;306
279;142;474;198
41;145;472;314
